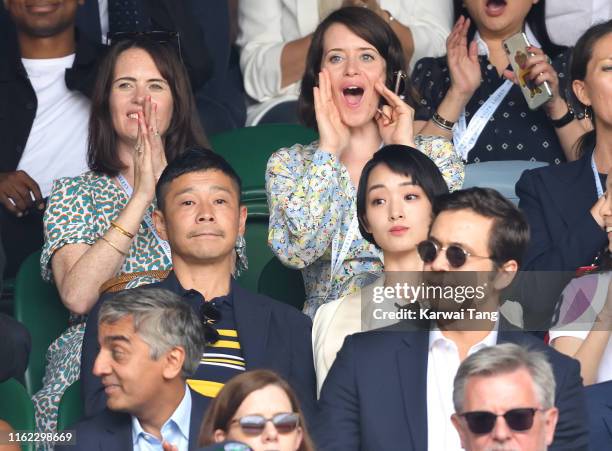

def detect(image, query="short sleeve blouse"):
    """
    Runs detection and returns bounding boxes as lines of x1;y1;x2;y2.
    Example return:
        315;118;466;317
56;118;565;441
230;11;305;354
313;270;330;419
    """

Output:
41;171;172;281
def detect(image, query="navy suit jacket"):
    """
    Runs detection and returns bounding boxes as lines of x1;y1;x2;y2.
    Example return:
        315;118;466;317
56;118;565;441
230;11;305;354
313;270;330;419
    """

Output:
586;380;612;450
80;273;317;425
315;328;589;451
57;389;208;451
516;148;607;271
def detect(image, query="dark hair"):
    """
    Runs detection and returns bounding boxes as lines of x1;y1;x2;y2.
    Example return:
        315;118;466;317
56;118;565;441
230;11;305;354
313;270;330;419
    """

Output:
356;145;449;246
433;187;529;266
88;37;209;175
452;0;566;58
198;370;315;451
155;146;242;212
571;20;612;158
298;6;419;129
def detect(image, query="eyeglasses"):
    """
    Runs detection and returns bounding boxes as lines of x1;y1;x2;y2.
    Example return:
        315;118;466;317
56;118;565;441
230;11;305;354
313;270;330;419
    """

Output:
107;31;183;62
417;239;493;269
230;413;300;436
459;408;543;434
200;302;221;344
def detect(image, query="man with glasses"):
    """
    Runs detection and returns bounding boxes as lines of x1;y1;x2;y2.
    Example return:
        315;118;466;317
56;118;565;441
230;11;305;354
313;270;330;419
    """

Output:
451;343;559;451
315;188;588;450
80;147;316;424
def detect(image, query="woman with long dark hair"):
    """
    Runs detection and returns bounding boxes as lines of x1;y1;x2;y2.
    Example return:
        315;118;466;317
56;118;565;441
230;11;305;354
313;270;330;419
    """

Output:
33;36;208;437
412;0;589;164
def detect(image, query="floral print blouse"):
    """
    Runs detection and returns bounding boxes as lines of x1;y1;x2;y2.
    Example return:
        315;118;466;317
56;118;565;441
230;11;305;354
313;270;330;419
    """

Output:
41;171;172;283
266;135;464;317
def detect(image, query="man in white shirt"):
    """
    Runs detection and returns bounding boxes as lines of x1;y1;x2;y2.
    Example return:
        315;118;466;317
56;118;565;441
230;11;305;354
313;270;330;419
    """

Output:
1;0;101;277
546;0;612;47
59;287;208;451
451;343;559;451
315;187;588;451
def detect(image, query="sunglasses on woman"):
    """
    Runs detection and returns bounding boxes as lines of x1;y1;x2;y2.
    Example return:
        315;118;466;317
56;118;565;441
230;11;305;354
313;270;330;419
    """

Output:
417;239;493;269
230;412;300;435
458;408;543;434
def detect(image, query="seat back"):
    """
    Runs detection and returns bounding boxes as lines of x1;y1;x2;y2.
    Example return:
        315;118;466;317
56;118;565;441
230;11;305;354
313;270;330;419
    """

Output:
237;211;305;311
0;378;35;451
57;380;83;431
13;250;68;396
463;160;548;204
210;124;318;204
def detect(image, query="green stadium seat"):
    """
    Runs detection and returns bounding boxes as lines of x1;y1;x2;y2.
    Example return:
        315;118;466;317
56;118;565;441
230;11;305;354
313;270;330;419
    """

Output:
210;123;318;204
0;378;35;451
237;211;305;311
13;251;69;396
57;380;83;431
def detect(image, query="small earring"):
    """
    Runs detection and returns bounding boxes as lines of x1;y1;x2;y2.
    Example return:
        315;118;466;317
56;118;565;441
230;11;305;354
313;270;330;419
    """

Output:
585;105;593;121
233;235;248;277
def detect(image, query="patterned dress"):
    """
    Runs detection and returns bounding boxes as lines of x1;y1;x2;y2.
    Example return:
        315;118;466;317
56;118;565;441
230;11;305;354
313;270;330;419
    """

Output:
266;136;464;317
33;171;172;443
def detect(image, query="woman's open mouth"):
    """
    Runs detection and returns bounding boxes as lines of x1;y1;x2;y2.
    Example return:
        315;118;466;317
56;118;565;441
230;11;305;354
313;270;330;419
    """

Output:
342;86;365;108
485;0;507;17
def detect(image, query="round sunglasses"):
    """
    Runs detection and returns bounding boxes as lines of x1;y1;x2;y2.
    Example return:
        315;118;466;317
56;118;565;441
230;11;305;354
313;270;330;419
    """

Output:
417;239;493;269
230;412;300;436
459;408;543;434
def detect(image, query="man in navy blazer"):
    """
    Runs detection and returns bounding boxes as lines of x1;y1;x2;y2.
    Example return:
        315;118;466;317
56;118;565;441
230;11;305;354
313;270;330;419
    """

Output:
585;380;612;449
516;147;607;272
59;287;207;450
315;188;588;450
80;148;316;424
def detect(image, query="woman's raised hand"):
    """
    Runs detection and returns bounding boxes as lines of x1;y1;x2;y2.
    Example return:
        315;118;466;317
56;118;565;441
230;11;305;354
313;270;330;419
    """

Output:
503;45;562;115
375;81;415;147
315;69;350;156
132;110;157;204
142;95;168;180
447;16;481;100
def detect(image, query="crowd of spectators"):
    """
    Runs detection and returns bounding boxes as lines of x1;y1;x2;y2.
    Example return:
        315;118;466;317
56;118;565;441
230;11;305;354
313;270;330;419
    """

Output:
2;1;612;450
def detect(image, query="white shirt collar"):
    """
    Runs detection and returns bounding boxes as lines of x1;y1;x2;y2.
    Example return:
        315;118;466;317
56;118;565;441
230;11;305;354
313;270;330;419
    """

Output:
474;24;542;57
429;320;499;352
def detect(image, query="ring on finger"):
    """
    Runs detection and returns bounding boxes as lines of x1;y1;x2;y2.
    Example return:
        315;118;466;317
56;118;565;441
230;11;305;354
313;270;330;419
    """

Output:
153;130;160;137
134;143;143;153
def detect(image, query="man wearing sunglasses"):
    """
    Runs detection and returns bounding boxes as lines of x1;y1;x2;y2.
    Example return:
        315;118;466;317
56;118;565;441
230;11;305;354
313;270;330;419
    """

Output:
315;188;588;451
81;148;316;426
451;343;559;451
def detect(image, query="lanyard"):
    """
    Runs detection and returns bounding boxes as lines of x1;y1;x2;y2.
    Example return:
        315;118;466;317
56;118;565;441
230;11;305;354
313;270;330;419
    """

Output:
591;153;604;198
330;214;359;286
116;174;172;260
453;80;513;161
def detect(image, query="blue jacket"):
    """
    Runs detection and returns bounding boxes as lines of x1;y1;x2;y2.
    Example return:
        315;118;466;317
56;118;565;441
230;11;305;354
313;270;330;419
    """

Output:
57;389;208;451
585;380;612;450
315;328;588;451
80;272;317;425
516;149;607;271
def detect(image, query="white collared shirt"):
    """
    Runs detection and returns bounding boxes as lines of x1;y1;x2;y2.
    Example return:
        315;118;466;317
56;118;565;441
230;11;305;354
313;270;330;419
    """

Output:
426;327;498;451
132;386;192;451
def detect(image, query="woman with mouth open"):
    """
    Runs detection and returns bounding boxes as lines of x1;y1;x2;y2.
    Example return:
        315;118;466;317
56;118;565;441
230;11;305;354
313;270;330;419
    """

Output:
412;0;591;164
33;36;208;439
266;7;464;318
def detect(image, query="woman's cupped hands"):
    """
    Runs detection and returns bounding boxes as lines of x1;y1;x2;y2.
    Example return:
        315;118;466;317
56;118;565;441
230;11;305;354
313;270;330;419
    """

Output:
132;95;168;203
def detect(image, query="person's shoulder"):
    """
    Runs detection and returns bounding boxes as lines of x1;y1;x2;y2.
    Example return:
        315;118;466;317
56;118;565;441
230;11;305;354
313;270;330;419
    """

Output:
267;140;320;167
72;407;129;434
235;285;311;324
50;171;110;194
504;332;580;370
